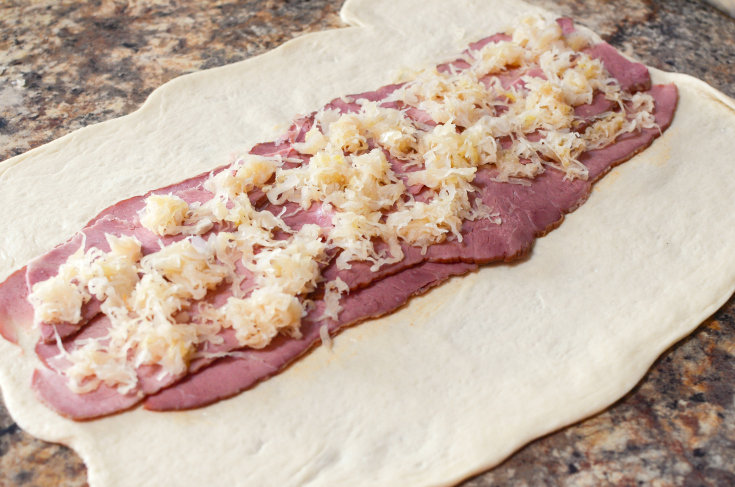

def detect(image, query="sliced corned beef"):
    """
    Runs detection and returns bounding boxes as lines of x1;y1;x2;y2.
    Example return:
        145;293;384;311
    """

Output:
28;216;167;343
31;369;143;421
321;83;677;292
32;258;476;418
0;268;32;344
0;19;679;419
145;83;678;415
32;312;189;419
586;42;651;94
144;261;477;411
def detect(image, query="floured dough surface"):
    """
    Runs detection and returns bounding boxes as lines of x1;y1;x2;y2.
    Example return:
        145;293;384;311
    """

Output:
0;1;734;486
705;0;735;16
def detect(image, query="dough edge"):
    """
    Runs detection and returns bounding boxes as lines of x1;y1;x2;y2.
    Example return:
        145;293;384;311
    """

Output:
0;1;734;486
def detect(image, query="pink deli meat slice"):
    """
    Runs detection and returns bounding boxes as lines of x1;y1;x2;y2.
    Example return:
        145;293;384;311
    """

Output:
585;43;651;94
25;137;302;345
32;258;263;419
149;85;677;415
307;30;659;291
27;216;170;343
28;186;335;418
322;84;678;292
38;87;676;420
144;261;477;411
0;269;33;344
31;197;340;419
32;369;143;420
32;259;475;418
139;55;669;414
17;88;675;418
32;312;190;419
86;114;309;227
309;40;665;292
0;18;646;342
0;18;677;418
25;119;306;340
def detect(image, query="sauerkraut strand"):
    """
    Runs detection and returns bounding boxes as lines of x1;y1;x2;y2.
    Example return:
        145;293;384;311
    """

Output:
30;13;659;396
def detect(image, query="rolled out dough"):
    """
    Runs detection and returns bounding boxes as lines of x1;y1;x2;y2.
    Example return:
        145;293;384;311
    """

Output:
1;0;735;486
705;0;735;17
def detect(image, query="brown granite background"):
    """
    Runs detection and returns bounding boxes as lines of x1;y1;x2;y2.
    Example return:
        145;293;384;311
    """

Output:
0;0;734;485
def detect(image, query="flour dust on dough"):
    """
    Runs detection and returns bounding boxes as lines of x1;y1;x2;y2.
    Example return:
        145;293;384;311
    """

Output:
1;1;735;486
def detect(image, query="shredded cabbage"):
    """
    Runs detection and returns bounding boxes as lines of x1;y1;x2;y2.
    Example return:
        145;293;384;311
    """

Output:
31;13;658;395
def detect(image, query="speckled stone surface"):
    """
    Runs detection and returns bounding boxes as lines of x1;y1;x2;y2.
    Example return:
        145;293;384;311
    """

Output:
0;1;733;486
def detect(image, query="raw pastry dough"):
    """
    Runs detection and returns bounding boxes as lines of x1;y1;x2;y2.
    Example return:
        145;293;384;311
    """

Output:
1;0;734;486
705;0;735;17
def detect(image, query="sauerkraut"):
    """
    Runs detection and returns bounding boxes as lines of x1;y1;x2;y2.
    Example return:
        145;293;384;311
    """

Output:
31;13;658;395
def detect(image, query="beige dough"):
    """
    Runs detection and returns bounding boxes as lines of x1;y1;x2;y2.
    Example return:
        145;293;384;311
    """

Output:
1;0;735;486
705;0;735;17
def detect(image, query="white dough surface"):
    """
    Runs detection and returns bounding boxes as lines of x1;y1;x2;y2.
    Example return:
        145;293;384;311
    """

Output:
705;0;735;17
1;0;735;486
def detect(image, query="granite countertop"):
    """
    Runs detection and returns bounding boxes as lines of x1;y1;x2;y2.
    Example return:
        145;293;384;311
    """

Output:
1;1;734;485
